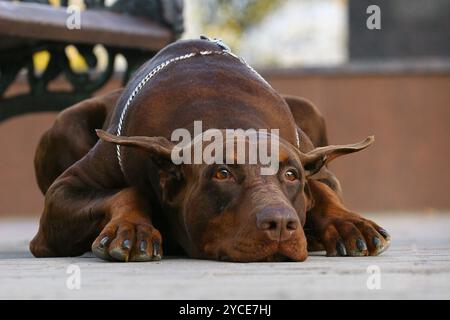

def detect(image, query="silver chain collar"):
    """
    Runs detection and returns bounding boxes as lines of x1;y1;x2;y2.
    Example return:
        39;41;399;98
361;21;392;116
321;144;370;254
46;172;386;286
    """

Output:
115;36;300;174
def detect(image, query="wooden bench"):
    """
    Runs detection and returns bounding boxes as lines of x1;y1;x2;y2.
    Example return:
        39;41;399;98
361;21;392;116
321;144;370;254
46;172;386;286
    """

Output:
0;0;183;122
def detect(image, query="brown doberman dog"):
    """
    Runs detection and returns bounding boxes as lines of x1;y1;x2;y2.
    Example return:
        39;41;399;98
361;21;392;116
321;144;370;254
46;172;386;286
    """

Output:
30;38;390;262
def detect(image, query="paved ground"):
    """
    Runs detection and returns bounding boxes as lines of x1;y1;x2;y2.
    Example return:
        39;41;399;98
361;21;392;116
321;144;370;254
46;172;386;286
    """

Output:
0;213;449;299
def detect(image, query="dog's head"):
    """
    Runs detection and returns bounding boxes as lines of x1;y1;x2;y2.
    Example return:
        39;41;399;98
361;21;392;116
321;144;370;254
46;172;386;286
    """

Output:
97;129;373;262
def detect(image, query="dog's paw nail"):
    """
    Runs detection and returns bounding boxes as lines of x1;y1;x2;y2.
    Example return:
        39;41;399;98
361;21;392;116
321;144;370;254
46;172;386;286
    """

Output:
373;236;382;248
378;228;390;240
122;239;131;250
152;240;161;259
132;241;154;262
356;238;367;251
139;240;147;253
99;236;109;248
336;240;347;256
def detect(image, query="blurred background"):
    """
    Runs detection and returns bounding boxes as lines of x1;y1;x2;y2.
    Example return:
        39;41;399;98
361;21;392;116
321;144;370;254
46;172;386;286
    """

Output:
0;0;449;217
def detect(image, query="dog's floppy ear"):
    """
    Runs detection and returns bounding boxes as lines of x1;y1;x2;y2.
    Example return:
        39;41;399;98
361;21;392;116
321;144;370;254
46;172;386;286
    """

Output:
96;129;184;204
96;129;174;162
299;136;375;177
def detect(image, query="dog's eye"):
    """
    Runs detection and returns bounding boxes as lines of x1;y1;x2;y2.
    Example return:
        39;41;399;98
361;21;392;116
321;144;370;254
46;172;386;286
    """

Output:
284;169;298;181
214;168;231;180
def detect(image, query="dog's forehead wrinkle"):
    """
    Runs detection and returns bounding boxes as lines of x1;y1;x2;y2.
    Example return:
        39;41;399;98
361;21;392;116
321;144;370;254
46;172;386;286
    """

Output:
244;175;270;189
246;179;291;208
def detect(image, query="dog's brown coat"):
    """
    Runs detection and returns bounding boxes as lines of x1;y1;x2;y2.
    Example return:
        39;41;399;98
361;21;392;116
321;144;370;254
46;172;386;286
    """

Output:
30;39;390;262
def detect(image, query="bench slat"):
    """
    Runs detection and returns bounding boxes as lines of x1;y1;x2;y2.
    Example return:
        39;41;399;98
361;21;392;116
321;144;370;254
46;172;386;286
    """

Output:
0;2;173;50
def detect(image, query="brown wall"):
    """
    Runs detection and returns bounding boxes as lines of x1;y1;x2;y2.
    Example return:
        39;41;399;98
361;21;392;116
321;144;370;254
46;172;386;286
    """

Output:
0;72;449;217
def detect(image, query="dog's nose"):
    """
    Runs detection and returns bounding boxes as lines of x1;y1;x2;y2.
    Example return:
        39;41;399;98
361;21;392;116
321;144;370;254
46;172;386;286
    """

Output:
256;207;299;241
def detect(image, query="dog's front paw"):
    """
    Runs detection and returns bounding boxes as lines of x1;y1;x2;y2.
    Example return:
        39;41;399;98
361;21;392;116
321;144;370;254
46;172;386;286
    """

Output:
91;219;162;262
311;212;391;257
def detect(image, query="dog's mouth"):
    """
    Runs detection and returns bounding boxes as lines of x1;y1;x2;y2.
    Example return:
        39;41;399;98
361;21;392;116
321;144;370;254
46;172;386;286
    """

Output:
217;252;289;262
216;240;307;262
258;253;291;262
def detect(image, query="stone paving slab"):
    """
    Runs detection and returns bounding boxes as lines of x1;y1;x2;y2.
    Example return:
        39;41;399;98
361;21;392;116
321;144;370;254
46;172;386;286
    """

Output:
0;213;449;299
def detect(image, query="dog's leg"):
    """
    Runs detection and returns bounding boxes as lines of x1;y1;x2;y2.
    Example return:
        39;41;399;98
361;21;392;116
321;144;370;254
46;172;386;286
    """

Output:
305;179;390;256
90;187;163;262
34;89;122;194
30;157;162;262
283;96;389;255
